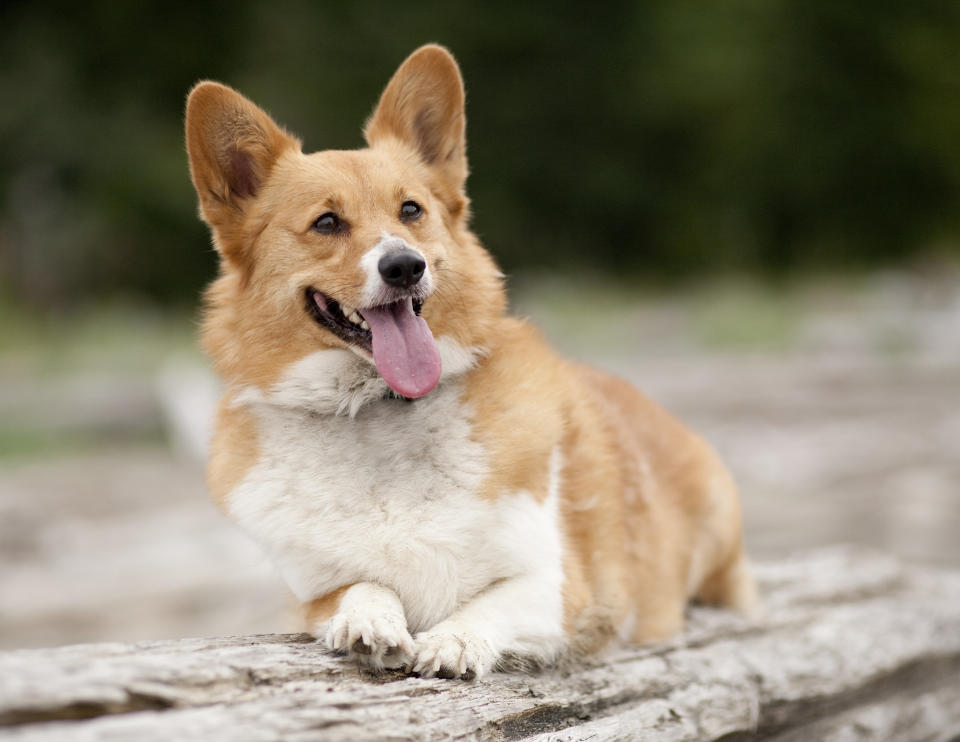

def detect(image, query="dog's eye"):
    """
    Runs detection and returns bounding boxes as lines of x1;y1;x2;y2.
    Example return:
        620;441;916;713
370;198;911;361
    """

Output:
312;213;343;234
399;200;423;223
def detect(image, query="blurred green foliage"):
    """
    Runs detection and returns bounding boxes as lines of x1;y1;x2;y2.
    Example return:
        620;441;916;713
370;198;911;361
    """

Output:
1;0;959;307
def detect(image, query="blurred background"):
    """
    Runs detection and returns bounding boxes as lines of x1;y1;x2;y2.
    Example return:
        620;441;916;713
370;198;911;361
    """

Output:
1;1;958;650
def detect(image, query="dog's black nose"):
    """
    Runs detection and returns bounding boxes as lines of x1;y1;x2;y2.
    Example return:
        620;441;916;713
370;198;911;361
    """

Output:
378;250;426;288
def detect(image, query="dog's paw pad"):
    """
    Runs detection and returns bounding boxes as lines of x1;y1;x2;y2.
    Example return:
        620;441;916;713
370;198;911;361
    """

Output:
412;626;492;680
351;638;373;655
324;610;414;669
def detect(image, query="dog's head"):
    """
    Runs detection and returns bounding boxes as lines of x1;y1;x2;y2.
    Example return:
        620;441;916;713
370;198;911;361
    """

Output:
187;45;504;400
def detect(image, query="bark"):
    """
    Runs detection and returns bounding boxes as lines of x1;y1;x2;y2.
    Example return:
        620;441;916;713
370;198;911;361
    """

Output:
1;547;959;741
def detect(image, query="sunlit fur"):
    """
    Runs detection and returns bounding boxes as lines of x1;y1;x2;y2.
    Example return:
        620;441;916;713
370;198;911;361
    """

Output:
187;44;759;680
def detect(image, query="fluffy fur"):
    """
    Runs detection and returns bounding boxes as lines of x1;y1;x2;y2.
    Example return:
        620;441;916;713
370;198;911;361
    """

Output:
186;44;759;680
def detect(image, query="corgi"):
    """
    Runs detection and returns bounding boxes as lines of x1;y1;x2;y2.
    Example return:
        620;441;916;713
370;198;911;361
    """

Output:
185;44;758;680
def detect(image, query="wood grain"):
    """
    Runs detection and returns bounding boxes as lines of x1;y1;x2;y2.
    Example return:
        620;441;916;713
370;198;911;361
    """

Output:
1;547;958;741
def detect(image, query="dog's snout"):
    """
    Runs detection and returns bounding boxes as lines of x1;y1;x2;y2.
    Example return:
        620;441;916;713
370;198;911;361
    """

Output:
378;250;426;289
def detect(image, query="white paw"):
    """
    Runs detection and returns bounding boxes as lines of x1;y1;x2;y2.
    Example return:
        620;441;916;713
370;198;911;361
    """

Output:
324;605;414;670
412;624;494;680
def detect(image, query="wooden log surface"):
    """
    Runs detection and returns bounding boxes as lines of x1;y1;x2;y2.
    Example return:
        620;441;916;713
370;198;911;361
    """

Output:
1;547;959;741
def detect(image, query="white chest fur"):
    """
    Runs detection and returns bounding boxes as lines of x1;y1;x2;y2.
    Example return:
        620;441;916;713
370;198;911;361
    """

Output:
225;352;562;634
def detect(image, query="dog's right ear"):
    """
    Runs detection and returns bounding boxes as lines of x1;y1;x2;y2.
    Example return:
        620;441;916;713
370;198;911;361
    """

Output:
185;82;299;236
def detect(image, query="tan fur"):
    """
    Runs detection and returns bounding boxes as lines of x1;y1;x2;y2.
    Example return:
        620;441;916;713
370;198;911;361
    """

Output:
205;394;259;510
187;44;758;662
303;585;352;627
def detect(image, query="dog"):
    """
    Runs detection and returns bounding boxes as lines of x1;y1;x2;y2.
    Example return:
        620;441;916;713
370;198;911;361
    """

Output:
185;44;759;680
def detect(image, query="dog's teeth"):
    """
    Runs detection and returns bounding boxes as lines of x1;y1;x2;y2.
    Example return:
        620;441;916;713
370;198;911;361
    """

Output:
348;311;362;325
341;303;355;317
360;319;369;330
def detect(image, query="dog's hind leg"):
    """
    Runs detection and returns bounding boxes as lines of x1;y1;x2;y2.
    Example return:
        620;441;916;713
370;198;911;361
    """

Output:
695;549;763;619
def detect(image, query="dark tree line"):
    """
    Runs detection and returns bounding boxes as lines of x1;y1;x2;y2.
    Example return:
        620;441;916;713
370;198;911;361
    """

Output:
1;0;958;306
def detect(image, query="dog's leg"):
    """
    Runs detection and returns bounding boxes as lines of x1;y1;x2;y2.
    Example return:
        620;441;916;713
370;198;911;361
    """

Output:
413;572;565;680
696;550;763;619
308;582;415;670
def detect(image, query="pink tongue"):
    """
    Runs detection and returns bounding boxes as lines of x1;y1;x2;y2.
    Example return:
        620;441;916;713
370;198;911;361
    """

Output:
361;298;441;398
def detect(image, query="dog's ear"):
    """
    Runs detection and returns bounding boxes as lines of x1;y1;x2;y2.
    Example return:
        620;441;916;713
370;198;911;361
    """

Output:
365;45;467;196
185;82;300;235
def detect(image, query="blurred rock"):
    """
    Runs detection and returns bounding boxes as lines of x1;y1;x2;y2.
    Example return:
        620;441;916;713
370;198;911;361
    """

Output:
155;356;220;461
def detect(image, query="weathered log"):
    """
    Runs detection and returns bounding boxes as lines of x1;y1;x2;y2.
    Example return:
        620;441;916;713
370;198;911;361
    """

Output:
1;547;958;741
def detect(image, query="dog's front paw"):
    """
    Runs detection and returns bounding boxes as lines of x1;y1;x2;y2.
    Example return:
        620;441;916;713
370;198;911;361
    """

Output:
325;604;415;670
412;623;494;680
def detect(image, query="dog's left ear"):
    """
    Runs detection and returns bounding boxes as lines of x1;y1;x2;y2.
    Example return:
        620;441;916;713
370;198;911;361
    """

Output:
365;45;467;195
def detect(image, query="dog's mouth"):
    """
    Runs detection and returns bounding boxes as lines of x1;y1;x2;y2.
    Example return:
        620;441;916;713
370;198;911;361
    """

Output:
306;289;440;398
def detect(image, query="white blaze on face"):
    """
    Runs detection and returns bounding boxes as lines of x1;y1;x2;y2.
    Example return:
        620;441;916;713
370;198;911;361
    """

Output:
359;233;434;308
